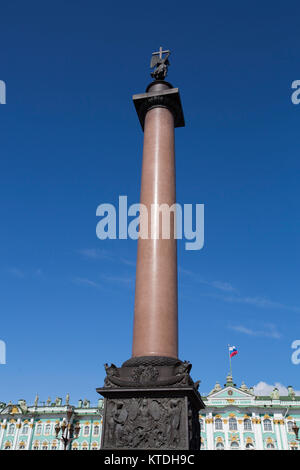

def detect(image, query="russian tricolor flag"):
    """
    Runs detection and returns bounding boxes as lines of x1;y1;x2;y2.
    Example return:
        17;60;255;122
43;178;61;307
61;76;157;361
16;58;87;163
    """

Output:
229;345;238;358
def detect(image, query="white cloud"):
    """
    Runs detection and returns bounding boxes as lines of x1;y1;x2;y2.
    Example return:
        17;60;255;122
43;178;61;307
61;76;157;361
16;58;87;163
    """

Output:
73;277;100;288
254;381;300;396
179;267;237;293
210;281;237;292
229;323;281;339
78;248;112;260
8;267;25;278
179;266;300;313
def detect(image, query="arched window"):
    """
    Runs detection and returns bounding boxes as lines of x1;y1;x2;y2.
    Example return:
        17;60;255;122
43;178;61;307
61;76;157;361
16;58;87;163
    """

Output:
36;423;42;434
93;424;100;435
215;418;223;430
264;419;272;432
82;441;89;450
45;424;51;435
229;417;237;431
19;441;26;449
83;425;90;436
287;421;294;432
231;441;239;449
72;442;79;450
92;442;98;450
4;441;12;450
22;424;29;435
51;440;58;450
42;441;48;450
216;442;224;450
266;443;275;449
33;441;39;450
8;423;15;435
244;419;252;431
246;443;254;450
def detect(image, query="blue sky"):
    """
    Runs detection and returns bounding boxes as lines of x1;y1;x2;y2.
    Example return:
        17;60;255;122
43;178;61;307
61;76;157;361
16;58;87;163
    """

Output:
0;0;300;405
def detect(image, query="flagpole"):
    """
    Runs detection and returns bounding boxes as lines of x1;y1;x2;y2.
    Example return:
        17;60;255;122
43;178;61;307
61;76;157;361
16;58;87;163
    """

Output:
228;344;232;376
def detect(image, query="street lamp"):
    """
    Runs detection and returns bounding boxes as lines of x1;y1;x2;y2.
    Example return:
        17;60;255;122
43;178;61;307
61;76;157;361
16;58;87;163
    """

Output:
54;407;80;450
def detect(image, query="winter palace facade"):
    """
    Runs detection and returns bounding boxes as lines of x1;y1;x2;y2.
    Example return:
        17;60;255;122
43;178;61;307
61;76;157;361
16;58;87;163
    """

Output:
0;374;299;450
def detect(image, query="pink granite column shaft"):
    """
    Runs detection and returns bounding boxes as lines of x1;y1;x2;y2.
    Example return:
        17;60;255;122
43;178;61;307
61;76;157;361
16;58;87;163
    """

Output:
132;103;178;359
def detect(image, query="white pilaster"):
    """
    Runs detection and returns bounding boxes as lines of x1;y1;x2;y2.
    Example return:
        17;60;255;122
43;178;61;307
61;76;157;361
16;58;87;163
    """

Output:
280;419;289;450
0;419;7;449
254;414;264;450
223;418;229;450
26;419;34;450
13;419;21;450
274;422;282;450
237;419;244;450
206;413;214;450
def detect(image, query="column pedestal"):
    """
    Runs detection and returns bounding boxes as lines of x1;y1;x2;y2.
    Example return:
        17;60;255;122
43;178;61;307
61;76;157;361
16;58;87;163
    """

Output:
97;356;204;450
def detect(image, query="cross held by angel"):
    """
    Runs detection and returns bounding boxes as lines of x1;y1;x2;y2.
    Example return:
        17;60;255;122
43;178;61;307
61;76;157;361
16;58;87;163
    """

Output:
150;46;170;81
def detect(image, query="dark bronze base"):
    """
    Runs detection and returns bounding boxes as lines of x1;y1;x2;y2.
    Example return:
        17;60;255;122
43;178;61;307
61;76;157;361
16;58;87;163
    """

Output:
97;357;205;450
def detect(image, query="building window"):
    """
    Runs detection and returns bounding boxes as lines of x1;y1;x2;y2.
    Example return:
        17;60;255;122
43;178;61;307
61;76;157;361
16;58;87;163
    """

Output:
229;418;237;431
83;425;90;436
263;419;272;432
93;424;100;436
45;424;51;435
33;441;39;450
287;421;294;433
8;424;15;435
51;440;58;450
19;442;26;449
231;441;239;450
4;441;12;450
216;442;224;450
266;443;275;449
42;442;48;450
244;419;252;431
215;418;223;430
82;441;89;450
22;424;29;435
245;443;254;450
92;442;98;450
36;424;42;435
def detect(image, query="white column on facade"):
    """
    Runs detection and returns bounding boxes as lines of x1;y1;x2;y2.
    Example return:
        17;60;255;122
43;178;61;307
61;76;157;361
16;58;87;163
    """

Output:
252;412;259;449
253;413;263;450
13;419;21;450
280;419;289;450
0;419;7;448
223;418;229;450
237;419;245;450
206;413;214;450
274;414;282;450
26;419;34;450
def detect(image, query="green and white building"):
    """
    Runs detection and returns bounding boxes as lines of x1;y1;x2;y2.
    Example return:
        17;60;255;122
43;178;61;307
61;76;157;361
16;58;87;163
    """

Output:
1;374;299;450
200;374;300;450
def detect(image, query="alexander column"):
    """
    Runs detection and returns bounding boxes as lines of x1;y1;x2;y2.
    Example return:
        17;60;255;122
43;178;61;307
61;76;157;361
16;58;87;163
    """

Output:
97;48;204;450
